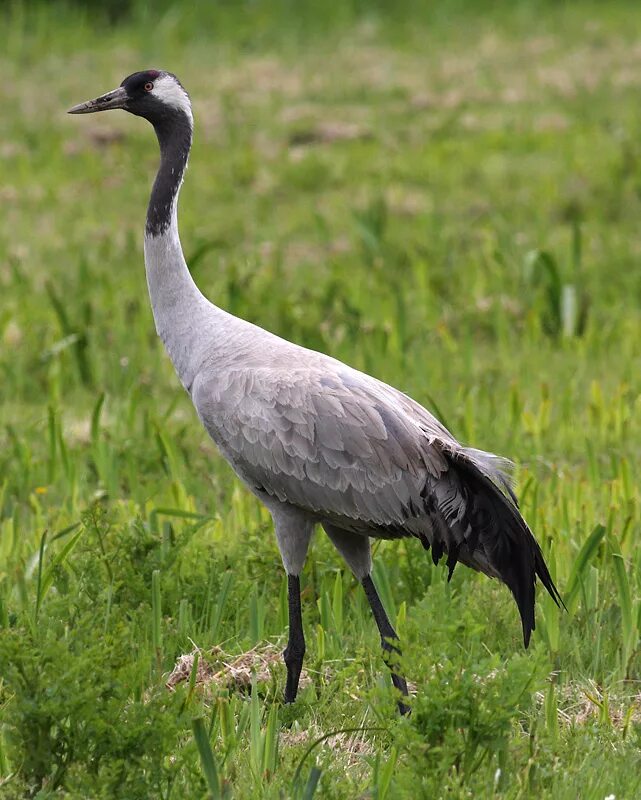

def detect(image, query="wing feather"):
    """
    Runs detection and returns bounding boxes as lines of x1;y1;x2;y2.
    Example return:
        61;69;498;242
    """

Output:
192;365;448;529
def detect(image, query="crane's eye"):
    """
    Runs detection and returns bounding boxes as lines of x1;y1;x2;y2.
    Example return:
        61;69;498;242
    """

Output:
144;82;154;92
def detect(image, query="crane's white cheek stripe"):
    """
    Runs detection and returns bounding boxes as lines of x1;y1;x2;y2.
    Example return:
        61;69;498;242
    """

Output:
152;76;193;123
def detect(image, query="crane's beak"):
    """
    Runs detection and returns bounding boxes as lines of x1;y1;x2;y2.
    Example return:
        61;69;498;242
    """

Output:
68;86;128;114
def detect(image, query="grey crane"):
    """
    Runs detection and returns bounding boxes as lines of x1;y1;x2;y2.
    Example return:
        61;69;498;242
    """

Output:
69;70;562;713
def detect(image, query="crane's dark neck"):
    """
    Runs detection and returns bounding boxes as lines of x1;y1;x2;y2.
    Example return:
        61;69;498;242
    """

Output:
146;108;193;238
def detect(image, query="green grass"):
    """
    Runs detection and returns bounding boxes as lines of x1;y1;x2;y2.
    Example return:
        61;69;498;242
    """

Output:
2;1;641;797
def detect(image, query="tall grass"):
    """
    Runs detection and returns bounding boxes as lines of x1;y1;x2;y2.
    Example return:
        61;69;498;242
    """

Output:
2;0;641;797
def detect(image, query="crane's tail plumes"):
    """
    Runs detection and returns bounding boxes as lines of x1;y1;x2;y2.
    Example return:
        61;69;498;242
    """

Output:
444;449;564;648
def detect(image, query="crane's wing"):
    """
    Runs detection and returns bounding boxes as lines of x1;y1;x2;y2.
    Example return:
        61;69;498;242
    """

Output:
192;364;561;645
193;364;455;528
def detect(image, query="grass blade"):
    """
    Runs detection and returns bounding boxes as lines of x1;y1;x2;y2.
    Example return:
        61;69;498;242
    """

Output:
192;716;221;800
34;529;48;624
250;679;262;780
263;703;279;777
151;569;162;669
608;534;636;672
39;525;84;611
332;572;343;638
564;525;606;615
210;570;233;642
301;766;322;800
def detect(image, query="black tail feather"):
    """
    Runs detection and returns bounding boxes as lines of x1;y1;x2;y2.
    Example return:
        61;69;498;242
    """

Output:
446;452;564;648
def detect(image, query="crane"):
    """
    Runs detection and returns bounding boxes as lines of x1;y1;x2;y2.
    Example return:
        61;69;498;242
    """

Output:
69;70;562;714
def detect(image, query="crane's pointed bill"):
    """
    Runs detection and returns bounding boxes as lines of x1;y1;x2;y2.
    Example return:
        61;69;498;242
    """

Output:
68;86;128;114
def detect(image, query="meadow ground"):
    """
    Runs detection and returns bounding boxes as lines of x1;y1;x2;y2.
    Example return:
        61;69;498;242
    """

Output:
2;1;641;797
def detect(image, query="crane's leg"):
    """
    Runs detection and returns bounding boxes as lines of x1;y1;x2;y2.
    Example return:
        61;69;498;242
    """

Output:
272;510;314;704
284;573;304;704
323;524;410;715
361;573;410;715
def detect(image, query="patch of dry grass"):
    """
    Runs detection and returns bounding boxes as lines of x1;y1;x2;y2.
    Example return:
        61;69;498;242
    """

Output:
166;642;312;694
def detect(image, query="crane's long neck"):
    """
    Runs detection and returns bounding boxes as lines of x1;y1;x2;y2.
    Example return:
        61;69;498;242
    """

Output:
143;106;220;391
146;110;192;238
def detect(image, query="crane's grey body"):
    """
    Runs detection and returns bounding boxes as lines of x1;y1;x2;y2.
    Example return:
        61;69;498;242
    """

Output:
70;71;562;713
149;217;505;578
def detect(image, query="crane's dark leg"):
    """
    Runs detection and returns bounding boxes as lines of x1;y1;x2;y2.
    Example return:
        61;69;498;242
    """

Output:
284;573;305;704
323;523;410;715
362;574;410;715
272;513;313;705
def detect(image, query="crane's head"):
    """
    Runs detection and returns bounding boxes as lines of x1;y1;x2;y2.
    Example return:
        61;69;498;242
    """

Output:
68;70;192;127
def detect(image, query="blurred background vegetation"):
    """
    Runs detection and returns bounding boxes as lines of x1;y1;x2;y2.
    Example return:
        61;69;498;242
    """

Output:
1;0;641;797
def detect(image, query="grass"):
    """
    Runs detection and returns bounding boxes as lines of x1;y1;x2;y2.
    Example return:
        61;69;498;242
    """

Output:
2;0;641;796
